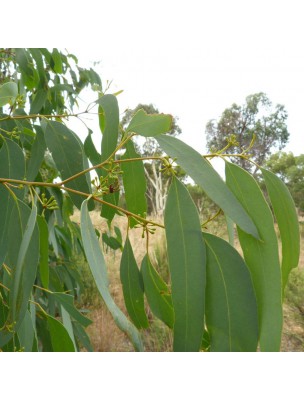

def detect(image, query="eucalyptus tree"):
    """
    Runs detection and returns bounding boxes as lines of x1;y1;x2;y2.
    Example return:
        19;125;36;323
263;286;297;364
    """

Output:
0;49;300;352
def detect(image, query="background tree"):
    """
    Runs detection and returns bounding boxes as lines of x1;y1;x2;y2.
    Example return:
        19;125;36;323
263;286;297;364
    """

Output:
265;151;304;212
205;93;289;173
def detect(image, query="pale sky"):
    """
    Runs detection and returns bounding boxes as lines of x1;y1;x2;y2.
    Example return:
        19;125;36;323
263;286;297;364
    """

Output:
63;0;304;158
10;0;304;157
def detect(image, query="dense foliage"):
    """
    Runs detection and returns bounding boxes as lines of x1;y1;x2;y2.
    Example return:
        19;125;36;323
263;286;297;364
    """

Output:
0;48;300;352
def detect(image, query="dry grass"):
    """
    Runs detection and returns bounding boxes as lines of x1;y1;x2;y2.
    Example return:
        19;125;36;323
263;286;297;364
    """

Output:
72;211;304;352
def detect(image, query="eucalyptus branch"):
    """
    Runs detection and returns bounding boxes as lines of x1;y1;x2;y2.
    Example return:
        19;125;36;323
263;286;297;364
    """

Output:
0;177;165;229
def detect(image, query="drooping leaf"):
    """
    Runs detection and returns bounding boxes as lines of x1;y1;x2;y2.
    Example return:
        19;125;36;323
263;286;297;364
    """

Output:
157;135;259;239
52;292;92;328
121;140;147;227
97;94;119;159
141;255;174;329
17;310;35;352
0;138;25;198
47;314;76;352
72;321;93;352
37;215;49;288
0;139;25;265
262;168;300;292
120;237;149;329
102;232;122;251
51;48;63;74
44;121;93;210
225;215;235;247
0;82;18;106
126;109;172;137
225;161;282;351
96;95;120;222
61;306;77;349
80;199;143;351
164;176;206;352
203;232;258;352
9;203;38;326
84;129;102;166
30;89;47;114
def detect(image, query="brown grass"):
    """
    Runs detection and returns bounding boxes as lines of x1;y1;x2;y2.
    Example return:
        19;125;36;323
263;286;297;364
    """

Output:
73;211;304;352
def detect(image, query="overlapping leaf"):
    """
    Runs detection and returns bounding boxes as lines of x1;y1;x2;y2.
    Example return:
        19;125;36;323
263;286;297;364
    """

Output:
262;168;300;292
0;82;18;106
120;238;148;329
80;199;143;351
121;140;147;227
44;121;92;210
96;95;120;222
226;161;282;351
157;135;259;239
203;233;258;352
47;314;75;352
164;177;206;351
126;109;172;137
141;255;174;329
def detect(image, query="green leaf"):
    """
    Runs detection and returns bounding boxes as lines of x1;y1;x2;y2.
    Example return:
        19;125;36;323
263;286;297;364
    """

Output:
51;49;63;74
120;238;149;329
80;199;144;351
225;215;235;247
26;127;46;181
96;95;120;222
52;292;92;328
121;141;147;227
0;138;25;265
10;203;38;325
262;168;300;292
0;82;18;106
203;233;258;352
29;48;46;87
164;177;206;351
47;314;76;352
37;215;49;289
61;306;77;349
102;232;122;251
72;321;94;352
157;135;259;239
6;200;39;331
126;109;172;137
225;162;283;351
84;129;101;166
97;94;119;159
141;255;174;329
44;121;92;210
17;310;35;352
30;89;47;114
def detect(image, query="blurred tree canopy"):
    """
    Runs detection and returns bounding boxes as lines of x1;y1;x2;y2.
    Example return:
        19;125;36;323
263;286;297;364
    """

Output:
205;93;289;173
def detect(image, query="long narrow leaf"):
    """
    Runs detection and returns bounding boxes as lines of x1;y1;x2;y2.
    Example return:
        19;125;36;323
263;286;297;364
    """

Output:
96;95;120;222
226;162;282;351
262;168;300;292
157;135;259;239
121;141;147;227
120;238;149;329
164;176;206;352
80;199;143;351
203;233;258;352
10;203;38;326
141;255;174;329
37;215;49;288
47;315;75;352
44;121;92;210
